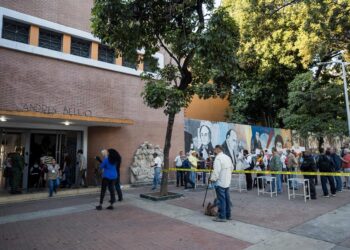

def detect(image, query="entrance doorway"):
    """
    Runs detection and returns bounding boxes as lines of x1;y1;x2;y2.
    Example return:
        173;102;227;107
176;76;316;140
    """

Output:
0;128;82;191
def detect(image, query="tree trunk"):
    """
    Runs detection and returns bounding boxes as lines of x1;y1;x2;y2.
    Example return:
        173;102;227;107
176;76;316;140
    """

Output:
160;112;176;196
318;136;324;152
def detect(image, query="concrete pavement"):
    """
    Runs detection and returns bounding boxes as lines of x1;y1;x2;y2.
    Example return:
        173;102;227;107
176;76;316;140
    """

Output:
0;184;350;249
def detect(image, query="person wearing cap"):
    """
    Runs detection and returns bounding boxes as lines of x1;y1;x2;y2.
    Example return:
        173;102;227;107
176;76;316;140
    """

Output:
210;145;234;222
342;148;350;189
188;150;198;185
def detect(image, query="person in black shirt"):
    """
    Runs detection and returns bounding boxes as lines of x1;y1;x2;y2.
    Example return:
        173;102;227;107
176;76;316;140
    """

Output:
300;150;317;199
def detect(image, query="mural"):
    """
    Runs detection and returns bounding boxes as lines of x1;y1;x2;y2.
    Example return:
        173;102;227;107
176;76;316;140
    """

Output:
185;119;349;160
184;119;293;161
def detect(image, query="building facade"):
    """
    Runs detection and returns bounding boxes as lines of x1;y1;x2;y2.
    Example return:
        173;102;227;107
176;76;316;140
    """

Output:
0;0;184;188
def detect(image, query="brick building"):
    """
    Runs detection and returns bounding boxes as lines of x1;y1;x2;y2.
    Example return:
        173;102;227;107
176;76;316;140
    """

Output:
0;0;229;190
0;0;186;188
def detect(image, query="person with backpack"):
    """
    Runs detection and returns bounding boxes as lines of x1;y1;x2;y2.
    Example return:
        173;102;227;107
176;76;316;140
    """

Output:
300;150;317;199
317;148;336;197
269;147;283;193
182;153;195;189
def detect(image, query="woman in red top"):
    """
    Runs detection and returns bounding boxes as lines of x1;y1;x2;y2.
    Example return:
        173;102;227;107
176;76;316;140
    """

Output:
342;149;350;189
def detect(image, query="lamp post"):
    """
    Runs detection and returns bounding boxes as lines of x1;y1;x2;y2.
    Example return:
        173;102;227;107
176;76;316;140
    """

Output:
318;60;350;136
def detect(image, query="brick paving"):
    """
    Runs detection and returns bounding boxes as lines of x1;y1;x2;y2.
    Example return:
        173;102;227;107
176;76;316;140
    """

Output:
167;184;350;231
0;201;251;250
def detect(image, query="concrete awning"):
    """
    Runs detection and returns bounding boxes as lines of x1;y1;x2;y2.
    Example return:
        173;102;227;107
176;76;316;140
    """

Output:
0;110;134;127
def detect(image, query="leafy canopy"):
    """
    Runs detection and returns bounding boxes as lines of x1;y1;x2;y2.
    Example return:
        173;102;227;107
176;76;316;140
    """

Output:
223;0;350;127
91;0;240;115
280;71;347;137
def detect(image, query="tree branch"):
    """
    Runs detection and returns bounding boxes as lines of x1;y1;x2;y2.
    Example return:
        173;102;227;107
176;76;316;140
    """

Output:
156;34;182;70
270;0;300;16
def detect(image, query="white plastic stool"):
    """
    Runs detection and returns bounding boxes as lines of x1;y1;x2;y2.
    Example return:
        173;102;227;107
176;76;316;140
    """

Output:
257;176;277;197
231;174;247;192
287;178;310;202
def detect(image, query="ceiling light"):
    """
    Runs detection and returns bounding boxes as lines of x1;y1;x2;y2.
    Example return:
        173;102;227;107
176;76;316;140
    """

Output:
63;121;71;126
0;116;7;122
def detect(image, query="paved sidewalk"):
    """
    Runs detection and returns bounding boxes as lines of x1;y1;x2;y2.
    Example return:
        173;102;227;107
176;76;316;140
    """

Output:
0;185;350;249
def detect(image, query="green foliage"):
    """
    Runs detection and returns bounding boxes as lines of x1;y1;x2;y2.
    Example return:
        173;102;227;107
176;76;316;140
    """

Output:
92;0;240;116
223;0;350;127
279;71;347;137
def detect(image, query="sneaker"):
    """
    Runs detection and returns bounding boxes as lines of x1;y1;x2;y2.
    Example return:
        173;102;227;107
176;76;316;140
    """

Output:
106;205;114;210
96;205;102;210
151;187;156;191
311;197;317;200
226;217;233;221
323;195;330;198
213;218;227;222
331;194;336;197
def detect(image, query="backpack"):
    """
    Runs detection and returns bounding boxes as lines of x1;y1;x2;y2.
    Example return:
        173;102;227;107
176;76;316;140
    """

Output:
318;155;332;172
204;198;218;217
182;159;191;169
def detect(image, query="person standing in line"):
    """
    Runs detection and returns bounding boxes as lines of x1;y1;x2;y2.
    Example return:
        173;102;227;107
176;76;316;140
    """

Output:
47;159;60;197
96;149;118;210
318;148;336;197
174;151;185;187
210;145;234;222
240;149;254;190
342;149;350;189
114;150;123;201
270;147;283;194
151;152;162;190
11;149;24;194
300;150;317;200
182;153;195;189
330;148;343;192
287;150;298;189
188;151;198;186
77;149;88;188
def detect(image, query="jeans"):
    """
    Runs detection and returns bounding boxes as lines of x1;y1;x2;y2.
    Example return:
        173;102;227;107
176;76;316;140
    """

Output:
48;178;59;197
190;171;196;184
215;186;231;220
321;175;336;196
272;174;282;193
304;176;317;199
288;167;297;189
176;169;184;186
344;168;350;188
184;171;195;188
152;167;161;189
115;177;123;200
100;178;116;204
334;175;343;192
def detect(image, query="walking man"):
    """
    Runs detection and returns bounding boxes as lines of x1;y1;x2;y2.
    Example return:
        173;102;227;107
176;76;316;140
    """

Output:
151;153;162;190
77;149;88;187
210;145;234;222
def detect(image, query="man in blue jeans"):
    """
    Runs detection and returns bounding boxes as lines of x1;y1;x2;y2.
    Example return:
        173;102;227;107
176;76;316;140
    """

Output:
152;153;162;190
210;145;234;222
331;147;343;192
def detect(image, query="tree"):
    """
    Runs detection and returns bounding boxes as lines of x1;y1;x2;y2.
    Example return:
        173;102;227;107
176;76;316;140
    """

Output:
91;0;240;195
223;0;350;127
279;71;347;149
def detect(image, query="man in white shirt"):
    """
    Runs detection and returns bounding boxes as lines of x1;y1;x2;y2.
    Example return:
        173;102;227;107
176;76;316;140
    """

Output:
152;153;162;190
174;151;185;187
210;145;234;222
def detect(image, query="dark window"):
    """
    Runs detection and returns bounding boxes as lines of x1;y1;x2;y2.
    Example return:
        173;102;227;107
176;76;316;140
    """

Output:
122;56;137;69
98;44;115;64
2;18;29;44
70;37;90;58
143;56;159;73
39;28;62;51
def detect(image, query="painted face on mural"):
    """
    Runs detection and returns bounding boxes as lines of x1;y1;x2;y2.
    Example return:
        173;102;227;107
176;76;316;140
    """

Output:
199;125;211;146
227;129;238;150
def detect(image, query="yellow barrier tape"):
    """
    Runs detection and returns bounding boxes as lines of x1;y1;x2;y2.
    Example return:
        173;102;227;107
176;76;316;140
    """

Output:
162;168;350;176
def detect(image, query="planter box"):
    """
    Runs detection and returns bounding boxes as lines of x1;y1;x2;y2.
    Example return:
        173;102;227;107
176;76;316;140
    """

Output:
140;192;183;201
